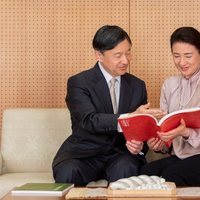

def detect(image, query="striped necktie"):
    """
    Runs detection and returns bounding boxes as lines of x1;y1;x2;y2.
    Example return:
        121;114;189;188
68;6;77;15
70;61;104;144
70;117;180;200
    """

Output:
110;78;118;114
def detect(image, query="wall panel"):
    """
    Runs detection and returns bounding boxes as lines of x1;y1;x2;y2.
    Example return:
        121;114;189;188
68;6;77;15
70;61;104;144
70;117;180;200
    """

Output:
1;0;200;141
0;0;129;139
130;0;200;107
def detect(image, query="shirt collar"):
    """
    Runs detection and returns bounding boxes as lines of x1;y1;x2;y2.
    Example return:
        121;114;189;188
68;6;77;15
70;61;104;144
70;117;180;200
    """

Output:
98;62;120;84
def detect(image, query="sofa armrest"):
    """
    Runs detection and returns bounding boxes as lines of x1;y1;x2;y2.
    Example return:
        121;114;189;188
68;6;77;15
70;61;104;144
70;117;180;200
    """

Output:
0;151;2;175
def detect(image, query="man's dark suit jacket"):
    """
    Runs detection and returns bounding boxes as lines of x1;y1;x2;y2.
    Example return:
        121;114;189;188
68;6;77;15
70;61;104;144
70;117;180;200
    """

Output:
52;63;148;168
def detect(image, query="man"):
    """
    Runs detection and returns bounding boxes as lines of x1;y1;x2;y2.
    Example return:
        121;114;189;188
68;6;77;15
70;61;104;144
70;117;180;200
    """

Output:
52;25;163;185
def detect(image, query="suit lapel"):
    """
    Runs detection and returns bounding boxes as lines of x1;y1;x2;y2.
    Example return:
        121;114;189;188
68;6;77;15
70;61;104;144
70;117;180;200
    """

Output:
93;64;113;113
92;64;134;114
118;76;133;113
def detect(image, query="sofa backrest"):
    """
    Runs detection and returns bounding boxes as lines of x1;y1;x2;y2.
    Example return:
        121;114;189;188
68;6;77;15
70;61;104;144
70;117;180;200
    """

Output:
1;108;71;173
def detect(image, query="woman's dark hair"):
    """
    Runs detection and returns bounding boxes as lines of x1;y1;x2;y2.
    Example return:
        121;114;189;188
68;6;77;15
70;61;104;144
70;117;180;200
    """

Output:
170;27;200;52
92;25;132;53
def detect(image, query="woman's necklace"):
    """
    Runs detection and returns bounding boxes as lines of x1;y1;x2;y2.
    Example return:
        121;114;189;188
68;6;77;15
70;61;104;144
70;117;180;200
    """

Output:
179;74;200;107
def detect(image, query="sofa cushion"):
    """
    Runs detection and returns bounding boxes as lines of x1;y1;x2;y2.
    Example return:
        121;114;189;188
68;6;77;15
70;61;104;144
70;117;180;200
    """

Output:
1;108;71;173
0;172;53;198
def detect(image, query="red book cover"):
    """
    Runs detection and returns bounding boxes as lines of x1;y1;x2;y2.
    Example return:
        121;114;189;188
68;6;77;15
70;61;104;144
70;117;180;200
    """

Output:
118;107;200;147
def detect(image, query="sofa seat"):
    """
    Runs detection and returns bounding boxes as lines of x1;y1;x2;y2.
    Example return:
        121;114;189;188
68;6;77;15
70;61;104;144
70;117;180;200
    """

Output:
0;172;53;198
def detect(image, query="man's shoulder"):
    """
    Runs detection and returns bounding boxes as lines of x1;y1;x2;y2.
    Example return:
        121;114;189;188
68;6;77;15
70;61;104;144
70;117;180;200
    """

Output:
68;64;102;85
122;73;145;84
69;65;98;80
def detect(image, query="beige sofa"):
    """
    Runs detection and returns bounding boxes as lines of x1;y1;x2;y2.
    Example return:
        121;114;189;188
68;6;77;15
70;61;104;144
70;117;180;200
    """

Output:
0;108;164;199
0;108;71;199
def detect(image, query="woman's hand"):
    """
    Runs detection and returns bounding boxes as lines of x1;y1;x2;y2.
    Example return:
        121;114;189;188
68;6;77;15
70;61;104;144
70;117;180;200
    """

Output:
126;140;144;155
158;119;189;142
147;137;165;152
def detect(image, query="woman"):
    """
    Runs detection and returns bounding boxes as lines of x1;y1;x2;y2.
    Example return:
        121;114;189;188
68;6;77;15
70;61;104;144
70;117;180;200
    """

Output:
141;27;200;186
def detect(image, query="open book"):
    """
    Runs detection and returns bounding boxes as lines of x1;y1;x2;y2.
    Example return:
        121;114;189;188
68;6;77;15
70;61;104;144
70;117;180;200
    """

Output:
118;107;200;147
11;183;74;196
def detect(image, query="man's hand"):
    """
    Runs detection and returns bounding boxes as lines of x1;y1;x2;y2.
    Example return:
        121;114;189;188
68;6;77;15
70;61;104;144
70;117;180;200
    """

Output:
126;140;144;155
130;102;166;120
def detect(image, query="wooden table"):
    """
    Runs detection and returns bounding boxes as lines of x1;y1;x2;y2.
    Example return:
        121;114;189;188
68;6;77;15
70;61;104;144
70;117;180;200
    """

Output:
2;188;200;200
2;193;199;200
64;187;200;200
1;191;65;200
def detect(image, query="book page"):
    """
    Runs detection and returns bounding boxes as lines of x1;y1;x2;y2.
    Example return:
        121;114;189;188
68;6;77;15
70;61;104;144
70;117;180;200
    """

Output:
158;107;200;135
158;107;200;126
119;113;158;123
